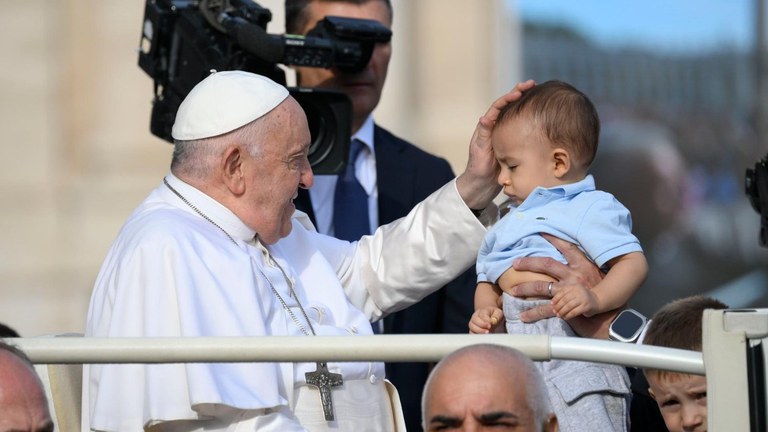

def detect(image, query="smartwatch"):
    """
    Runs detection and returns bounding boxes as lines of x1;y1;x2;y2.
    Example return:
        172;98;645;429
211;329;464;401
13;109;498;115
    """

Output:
608;308;648;343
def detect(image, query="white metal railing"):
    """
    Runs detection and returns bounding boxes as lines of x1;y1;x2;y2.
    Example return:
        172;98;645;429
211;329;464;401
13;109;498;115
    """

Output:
6;334;704;374
13;310;765;429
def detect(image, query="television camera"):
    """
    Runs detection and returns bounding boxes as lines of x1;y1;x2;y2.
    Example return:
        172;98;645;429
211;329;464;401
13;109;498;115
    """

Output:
137;0;391;174
746;152;768;247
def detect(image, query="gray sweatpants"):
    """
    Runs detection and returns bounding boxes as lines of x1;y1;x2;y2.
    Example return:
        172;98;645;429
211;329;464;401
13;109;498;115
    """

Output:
503;293;630;432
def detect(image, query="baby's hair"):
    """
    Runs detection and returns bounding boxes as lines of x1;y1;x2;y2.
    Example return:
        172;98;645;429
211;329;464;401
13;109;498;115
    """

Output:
495;80;600;167
643;295;728;379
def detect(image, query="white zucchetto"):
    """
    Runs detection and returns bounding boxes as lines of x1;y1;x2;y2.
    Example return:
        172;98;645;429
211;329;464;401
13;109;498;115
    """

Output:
171;70;289;141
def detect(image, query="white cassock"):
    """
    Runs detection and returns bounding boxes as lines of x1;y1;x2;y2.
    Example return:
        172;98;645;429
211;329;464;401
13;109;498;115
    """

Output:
82;173;492;432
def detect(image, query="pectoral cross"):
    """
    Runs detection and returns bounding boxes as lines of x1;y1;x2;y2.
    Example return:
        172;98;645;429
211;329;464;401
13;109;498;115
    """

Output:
305;361;344;421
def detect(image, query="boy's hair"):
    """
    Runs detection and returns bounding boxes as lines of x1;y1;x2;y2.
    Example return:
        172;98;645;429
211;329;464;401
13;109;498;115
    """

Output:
494;80;600;168
643;295;728;379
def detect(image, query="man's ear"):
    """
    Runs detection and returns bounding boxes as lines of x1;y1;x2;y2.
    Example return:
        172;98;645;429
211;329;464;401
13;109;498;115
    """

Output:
221;145;246;195
552;148;571;178
544;414;559;432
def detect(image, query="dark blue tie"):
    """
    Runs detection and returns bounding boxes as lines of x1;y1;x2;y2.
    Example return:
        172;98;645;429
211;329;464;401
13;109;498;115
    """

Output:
334;139;370;241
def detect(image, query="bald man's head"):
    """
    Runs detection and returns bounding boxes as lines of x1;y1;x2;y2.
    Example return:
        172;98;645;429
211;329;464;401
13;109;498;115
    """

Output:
422;344;557;431
0;342;53;432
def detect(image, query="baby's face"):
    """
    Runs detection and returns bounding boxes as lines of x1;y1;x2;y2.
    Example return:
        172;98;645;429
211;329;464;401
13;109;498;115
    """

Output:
647;372;708;432
492;118;559;205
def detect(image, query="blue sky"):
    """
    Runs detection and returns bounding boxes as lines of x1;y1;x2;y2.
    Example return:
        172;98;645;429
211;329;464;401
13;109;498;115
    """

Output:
514;0;753;54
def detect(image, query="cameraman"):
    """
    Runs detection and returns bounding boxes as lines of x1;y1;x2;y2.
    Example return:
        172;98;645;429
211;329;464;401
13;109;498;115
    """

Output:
288;2;478;430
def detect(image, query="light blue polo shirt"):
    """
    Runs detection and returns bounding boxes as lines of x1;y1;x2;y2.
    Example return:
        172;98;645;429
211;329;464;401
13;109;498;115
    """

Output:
476;175;642;284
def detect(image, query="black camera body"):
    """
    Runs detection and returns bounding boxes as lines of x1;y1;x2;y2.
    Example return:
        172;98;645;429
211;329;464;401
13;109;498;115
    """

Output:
746;153;768;247
138;0;391;174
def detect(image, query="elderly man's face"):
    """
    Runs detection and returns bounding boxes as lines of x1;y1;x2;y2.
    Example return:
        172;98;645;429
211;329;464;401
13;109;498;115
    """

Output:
423;354;553;432
240;97;313;244
0;352;54;432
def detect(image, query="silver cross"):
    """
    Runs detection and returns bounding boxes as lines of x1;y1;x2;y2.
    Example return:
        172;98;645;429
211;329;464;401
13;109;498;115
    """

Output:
305;361;344;420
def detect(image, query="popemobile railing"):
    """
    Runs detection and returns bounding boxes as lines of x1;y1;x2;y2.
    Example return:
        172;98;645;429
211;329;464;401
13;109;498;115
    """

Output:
7;310;766;432
8;334;702;372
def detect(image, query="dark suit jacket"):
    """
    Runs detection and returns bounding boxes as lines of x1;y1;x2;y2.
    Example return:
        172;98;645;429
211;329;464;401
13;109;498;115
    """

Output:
629;368;670;432
294;125;477;431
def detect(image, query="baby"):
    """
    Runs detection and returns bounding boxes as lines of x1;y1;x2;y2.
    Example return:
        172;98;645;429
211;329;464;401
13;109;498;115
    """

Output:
471;80;648;431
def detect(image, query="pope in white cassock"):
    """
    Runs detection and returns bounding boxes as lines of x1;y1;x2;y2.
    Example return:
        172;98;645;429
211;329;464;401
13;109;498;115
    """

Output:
83;70;533;431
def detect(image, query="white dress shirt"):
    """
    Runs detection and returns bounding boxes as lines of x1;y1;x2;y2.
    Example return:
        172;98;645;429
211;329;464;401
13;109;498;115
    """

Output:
309;115;378;236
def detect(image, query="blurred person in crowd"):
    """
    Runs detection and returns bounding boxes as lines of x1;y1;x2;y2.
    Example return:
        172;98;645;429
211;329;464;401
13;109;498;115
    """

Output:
592;119;767;315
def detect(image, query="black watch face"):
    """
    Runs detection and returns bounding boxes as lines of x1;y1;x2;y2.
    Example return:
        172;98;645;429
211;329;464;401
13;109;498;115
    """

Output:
613;311;645;339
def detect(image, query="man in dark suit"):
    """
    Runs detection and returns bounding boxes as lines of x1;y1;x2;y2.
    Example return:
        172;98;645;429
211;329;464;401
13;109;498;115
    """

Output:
286;1;476;429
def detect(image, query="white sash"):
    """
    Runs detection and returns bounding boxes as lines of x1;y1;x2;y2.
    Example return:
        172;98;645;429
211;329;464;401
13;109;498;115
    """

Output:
293;379;406;431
